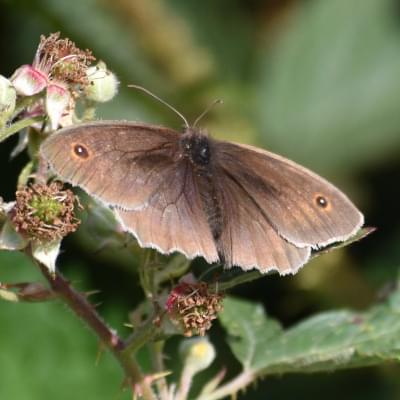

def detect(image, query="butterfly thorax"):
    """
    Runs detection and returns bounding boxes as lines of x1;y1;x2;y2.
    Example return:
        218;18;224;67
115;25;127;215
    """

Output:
180;128;211;167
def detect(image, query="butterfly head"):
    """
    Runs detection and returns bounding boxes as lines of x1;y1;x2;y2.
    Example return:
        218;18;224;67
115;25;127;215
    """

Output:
180;128;211;166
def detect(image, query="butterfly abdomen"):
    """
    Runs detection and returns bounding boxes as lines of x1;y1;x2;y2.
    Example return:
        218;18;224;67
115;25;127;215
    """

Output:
200;179;223;241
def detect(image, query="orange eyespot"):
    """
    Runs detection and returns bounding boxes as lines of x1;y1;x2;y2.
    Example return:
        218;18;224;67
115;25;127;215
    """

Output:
314;194;330;209
72;143;90;160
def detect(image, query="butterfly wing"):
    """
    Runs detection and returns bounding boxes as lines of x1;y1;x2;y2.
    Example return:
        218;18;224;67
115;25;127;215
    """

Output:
40;122;181;210
215;141;364;249
115;160;219;263
215;169;311;274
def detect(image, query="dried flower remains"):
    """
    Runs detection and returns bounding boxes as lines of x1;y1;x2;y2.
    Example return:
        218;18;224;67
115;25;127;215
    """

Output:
34;32;95;88
11;181;81;243
166;281;224;337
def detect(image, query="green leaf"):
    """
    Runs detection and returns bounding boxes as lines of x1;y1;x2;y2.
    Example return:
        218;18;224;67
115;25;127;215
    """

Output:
220;284;400;375
310;226;374;257
212;227;373;291
219;297;282;370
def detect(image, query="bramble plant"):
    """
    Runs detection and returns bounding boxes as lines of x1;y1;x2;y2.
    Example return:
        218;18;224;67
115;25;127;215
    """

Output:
0;33;399;400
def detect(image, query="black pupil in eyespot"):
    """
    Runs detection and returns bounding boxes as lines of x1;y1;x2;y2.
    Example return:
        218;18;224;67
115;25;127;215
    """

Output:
73;144;89;158
316;195;328;208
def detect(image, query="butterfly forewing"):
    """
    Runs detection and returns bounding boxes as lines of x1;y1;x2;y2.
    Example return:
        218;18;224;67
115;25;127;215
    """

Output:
40;122;180;210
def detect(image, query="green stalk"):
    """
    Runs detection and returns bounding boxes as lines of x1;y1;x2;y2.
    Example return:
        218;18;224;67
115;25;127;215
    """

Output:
0;116;44;143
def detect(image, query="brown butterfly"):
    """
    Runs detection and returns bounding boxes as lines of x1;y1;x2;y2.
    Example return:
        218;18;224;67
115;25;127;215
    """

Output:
40;103;363;275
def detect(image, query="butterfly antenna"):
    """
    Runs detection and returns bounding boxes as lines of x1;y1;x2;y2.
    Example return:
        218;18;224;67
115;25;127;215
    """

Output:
128;84;189;128
192;99;223;128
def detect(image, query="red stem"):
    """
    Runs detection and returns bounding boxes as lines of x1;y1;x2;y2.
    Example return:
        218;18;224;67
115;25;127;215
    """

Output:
39;262;124;350
36;260;156;400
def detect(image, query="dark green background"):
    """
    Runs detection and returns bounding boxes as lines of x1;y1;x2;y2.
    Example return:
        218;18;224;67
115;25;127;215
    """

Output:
1;0;400;399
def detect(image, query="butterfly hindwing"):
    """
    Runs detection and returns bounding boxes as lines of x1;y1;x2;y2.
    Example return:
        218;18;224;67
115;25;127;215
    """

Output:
115;159;219;263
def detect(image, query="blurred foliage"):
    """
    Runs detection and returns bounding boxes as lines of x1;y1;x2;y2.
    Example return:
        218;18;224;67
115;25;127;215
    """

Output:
1;0;400;399
0;251;131;400
221;292;400;375
258;0;400;174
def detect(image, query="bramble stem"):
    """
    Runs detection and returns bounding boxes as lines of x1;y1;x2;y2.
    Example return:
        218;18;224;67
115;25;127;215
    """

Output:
122;312;159;355
35;257;156;400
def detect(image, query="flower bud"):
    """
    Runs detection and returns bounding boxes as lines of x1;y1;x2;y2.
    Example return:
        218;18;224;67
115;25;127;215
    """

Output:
0;75;16;124
85;61;119;102
46;83;70;130
180;337;216;374
10;65;47;96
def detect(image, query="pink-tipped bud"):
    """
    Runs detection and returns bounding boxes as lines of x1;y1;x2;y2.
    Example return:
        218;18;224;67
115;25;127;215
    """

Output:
46;83;70;130
11;65;47;96
0;75;16;123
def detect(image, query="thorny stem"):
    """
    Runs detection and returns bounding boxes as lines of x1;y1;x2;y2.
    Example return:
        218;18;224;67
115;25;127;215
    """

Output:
123;312;160;356
34;255;157;400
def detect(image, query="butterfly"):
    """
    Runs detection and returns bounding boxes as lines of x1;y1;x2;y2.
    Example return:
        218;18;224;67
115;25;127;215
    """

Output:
40;113;363;275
